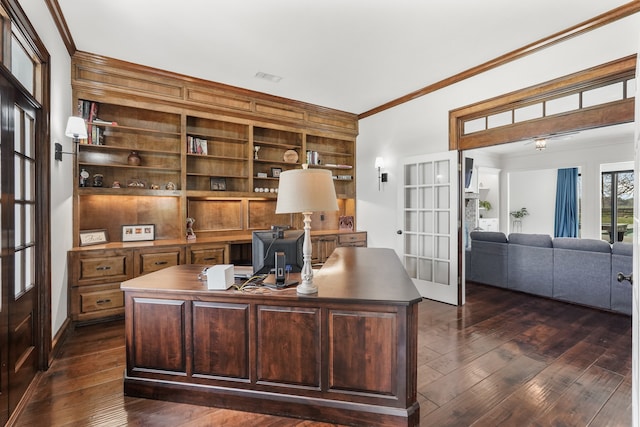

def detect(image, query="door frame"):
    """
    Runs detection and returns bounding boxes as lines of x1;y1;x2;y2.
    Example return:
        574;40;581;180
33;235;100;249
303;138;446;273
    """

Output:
0;1;52;371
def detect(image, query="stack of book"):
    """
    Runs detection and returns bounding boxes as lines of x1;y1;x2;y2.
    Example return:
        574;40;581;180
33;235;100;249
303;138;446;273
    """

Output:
187;136;208;155
77;100;116;145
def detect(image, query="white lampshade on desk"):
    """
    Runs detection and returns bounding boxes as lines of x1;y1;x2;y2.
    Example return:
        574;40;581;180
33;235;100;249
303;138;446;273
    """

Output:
276;165;338;294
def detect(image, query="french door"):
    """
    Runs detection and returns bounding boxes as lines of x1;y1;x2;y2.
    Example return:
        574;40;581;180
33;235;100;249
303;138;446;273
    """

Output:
0;70;40;425
398;151;460;305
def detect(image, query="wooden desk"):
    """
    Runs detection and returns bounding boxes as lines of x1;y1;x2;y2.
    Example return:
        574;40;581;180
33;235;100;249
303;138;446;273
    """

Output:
121;247;421;426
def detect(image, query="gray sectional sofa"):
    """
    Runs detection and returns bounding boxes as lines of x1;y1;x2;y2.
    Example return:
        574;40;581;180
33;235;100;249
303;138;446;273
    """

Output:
467;232;632;315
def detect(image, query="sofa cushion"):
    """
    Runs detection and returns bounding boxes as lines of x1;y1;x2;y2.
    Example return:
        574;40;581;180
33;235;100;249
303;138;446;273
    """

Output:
470;231;507;243
507;236;553;297
612;241;633;256
508;233;552;248
469;232;508;288
553;238;611;310
552;237;611;253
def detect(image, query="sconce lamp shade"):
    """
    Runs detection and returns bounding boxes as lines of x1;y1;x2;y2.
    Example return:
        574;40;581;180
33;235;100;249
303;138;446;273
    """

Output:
65;116;88;139
276;166;338;214
374;157;385;169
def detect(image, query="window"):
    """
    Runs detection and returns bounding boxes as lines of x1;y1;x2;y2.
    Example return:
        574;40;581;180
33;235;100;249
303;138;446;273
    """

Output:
601;170;633;243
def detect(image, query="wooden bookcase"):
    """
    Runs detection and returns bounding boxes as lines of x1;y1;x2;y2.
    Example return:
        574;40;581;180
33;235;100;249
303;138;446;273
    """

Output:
70;47;360;236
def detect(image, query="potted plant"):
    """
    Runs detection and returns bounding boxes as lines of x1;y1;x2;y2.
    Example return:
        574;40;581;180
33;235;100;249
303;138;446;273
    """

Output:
479;200;492;211
509;207;529;219
510;207;528;232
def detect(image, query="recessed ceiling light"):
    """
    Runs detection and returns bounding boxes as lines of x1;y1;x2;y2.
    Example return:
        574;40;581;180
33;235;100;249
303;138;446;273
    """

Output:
255;72;282;83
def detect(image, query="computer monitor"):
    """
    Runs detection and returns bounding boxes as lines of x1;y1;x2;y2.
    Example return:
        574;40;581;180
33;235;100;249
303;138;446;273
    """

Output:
252;229;304;275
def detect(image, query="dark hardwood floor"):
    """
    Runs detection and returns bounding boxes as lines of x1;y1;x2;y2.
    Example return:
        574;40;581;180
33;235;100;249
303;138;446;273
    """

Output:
14;283;631;426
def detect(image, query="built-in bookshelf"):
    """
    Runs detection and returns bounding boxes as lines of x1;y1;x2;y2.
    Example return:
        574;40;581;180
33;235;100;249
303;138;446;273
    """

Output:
71;51;358;245
186;116;250;195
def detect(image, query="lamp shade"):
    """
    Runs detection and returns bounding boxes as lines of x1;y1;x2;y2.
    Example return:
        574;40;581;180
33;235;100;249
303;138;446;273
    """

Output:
65;116;88;139
276;166;338;213
374;156;384;169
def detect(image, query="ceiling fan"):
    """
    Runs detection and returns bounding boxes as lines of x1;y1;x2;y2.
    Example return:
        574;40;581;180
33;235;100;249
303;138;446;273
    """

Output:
523;131;579;151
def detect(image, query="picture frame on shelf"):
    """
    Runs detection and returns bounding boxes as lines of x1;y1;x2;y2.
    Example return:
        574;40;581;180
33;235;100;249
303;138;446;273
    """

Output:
339;216;354;231
271;167;282;178
122;224;155;242
210;177;227;191
79;229;109;246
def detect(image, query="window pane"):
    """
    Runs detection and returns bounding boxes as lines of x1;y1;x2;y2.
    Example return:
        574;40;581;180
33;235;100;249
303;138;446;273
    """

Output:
25;159;34;201
487;111;512;129
11;35;34;95
617;171;633;242
25;112;34;158
514;103;543;122
583;82;624;108
25;246;34;291
25;204;33;244
601;173;612;242
463;117;485;134
546;94;579;115
15;204;23;247
14;250;23;296
14;155;22;198
14;106;22;152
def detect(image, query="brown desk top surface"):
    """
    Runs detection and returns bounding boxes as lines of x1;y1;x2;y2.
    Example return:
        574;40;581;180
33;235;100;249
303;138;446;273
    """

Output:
121;247;421;305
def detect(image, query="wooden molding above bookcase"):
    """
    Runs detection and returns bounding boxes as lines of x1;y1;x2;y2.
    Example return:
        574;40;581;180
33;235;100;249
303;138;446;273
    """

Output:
71;51;359;247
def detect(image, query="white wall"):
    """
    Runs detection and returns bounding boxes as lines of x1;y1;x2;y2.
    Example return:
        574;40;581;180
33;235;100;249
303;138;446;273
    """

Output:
497;139;634;239
357;14;640;256
507;169;557;235
21;3;73;337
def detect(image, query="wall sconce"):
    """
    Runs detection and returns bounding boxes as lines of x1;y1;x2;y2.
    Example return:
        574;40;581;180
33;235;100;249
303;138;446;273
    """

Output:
534;138;547;151
55;116;87;161
375;157;388;191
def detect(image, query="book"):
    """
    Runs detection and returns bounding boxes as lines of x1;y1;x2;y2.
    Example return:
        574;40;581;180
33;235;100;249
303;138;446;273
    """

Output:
187;136;208;155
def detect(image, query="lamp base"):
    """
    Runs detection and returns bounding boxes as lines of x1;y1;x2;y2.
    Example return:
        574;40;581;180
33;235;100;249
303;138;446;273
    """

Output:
297;212;317;294
296;281;317;294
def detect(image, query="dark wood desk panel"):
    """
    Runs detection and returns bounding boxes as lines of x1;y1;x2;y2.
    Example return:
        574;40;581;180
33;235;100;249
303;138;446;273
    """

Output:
121;247;421;427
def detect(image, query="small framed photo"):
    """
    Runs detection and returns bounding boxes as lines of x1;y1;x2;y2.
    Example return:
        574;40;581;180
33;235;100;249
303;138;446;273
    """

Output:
339;216;354;231
79;229;109;246
122;224;155;242
271;167;282;178
210;177;227;191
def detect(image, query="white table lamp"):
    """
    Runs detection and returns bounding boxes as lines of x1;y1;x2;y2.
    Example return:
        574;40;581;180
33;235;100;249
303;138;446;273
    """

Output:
276;164;338;294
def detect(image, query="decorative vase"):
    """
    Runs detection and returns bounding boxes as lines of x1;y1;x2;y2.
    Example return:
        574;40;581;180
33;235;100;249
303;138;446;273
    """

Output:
128;151;141;166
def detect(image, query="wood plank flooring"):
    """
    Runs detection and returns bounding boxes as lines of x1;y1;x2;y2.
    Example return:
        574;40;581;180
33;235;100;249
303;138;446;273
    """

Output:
14;283;631;426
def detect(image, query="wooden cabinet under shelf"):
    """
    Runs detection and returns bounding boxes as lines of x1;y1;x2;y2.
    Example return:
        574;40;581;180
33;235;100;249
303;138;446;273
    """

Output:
68;232;365;323
68;249;133;323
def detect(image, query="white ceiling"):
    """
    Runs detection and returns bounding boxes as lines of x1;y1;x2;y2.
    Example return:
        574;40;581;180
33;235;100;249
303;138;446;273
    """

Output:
57;0;630;115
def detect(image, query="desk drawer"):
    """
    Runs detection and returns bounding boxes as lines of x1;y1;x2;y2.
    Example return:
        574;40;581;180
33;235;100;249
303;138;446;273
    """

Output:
81;288;124;313
138;251;182;275
338;233;367;246
79;255;127;282
189;245;227;265
71;282;125;322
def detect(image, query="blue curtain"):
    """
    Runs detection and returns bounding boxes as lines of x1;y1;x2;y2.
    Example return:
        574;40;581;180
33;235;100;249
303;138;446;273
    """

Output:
554;168;578;237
